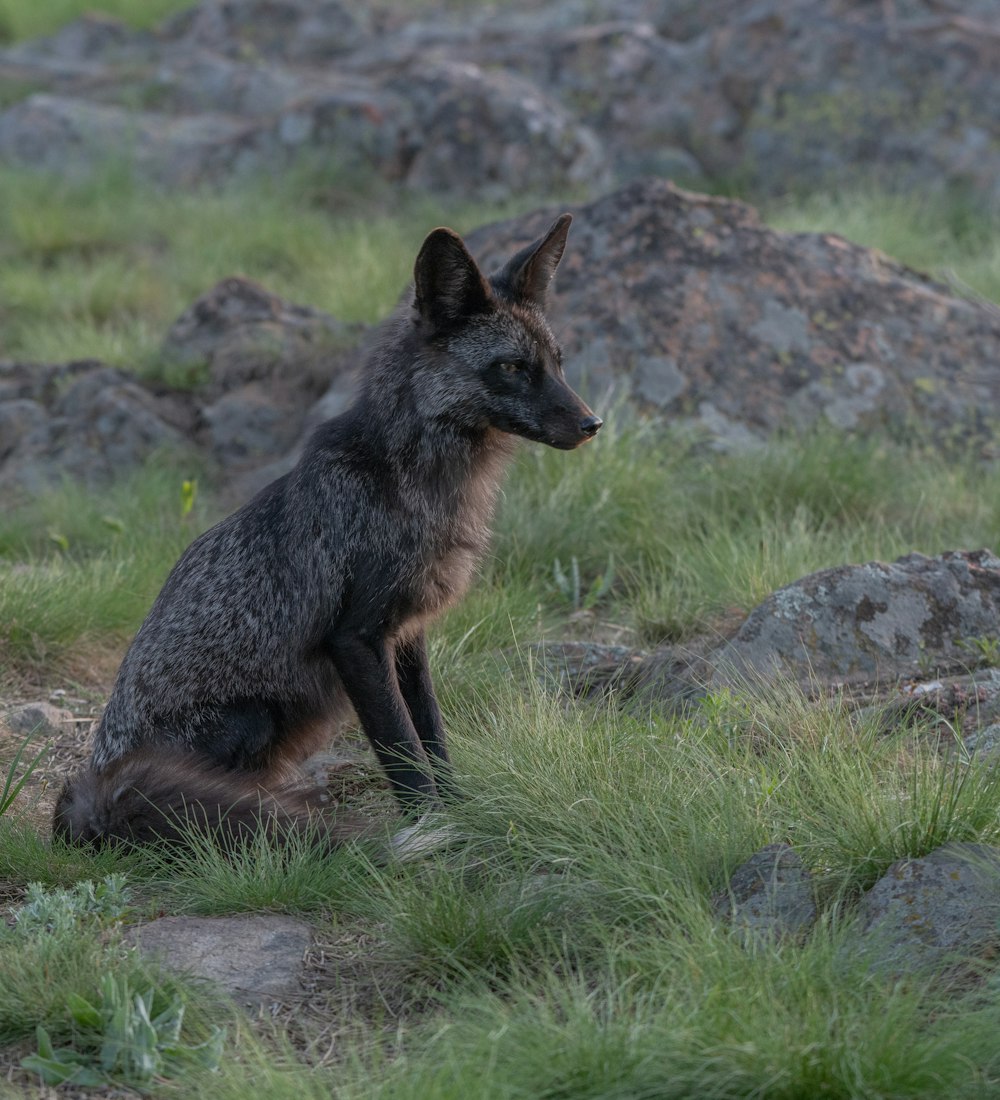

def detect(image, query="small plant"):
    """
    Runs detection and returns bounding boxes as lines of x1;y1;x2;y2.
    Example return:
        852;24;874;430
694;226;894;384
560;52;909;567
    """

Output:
957;635;1000;670
12;875;131;935
47;530;69;552
21;974;225;1089
0;732;48;817
180;478;198;520
551;553;615;612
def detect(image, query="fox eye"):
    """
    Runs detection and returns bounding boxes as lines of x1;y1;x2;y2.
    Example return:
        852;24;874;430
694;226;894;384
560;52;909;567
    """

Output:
496;359;525;374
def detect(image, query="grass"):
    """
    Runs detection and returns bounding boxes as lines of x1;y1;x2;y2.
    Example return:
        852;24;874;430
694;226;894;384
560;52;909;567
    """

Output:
10;680;998;1095
0;0;190;42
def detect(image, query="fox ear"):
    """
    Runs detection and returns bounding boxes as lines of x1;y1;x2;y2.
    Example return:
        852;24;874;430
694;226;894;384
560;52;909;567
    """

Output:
498;213;572;308
414;228;493;329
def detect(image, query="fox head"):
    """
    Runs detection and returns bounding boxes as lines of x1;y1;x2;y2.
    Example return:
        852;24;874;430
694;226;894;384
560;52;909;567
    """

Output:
410;214;602;450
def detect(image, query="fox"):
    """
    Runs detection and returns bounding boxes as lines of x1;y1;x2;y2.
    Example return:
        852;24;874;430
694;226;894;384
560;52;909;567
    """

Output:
53;212;601;850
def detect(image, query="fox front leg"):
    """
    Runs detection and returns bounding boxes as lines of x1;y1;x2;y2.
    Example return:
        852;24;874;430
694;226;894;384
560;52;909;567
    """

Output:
328;633;439;812
395;630;458;800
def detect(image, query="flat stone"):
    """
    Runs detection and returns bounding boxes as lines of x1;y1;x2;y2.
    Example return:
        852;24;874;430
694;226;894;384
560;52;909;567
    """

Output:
128;914;313;1008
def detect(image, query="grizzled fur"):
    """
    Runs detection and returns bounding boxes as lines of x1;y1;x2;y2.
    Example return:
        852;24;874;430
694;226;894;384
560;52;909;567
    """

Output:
53;214;600;848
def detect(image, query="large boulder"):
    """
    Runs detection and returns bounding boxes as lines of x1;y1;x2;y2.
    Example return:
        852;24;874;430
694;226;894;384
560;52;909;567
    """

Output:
466;179;1000;448
3;0;1000;204
349;0;1000;204
0;94;258;184
712;549;1000;688
389;60;608;201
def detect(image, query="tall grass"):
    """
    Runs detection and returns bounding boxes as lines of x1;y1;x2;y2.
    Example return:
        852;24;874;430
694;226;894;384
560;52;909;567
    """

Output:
109;677;1000;1096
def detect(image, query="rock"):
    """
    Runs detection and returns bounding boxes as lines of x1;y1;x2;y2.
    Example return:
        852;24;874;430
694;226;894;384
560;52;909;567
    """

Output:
162;277;358;466
847;843;1000;978
0;361;196;495
854;670;1000;744
712;843;817;943
349;0;1000;204
4;0;1000;206
712;549;1000;688
96;52;340;117
963;723;1000;760
128;914;313;1008
162;276;354;395
724;1;1000;204
0;93;256;184
2;701;74;738
527;641;646;699
465;179;1000;448
159;0;372;63
392;60;609;201
0;13;153;67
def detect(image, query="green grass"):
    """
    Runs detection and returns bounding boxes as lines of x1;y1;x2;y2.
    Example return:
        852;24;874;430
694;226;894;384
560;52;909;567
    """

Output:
0;0;190;42
23;679;997;1096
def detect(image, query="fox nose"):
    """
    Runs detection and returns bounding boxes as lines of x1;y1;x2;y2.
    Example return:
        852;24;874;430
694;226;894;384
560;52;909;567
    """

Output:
579;414;603;438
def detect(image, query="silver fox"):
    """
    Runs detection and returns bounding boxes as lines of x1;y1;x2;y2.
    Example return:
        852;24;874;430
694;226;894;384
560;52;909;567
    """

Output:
54;213;601;848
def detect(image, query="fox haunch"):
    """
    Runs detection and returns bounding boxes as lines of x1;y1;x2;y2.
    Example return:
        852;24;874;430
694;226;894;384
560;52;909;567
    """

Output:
54;213;601;849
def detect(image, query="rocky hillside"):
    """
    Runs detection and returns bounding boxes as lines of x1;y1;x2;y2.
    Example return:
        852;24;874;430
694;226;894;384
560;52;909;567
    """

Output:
1;0;998;203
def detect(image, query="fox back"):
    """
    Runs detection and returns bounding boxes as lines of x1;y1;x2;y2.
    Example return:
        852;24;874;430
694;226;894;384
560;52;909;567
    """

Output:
54;213;601;847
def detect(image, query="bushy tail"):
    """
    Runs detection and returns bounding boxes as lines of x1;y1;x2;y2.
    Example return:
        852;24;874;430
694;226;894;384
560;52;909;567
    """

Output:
52;748;369;851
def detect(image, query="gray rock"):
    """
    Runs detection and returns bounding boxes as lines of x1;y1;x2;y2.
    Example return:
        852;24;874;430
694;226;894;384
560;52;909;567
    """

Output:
128;914;313;1008
712;549;1000;688
0;363;195;495
964;723;1000;759
159;0;372;63
0;93;256;184
2;701;74;738
527;641;646;699
201;383;308;466
162;277;357;466
393;60;609;201
712;843;817;943
0;12;153;66
161;276;353;395
848;843;1000;977
96;52;340;117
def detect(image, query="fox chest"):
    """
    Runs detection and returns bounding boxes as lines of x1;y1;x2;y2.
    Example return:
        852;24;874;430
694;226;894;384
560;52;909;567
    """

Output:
388;499;494;630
